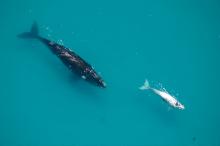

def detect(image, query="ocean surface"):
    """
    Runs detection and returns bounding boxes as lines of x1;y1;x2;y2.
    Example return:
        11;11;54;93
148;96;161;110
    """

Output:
0;0;220;146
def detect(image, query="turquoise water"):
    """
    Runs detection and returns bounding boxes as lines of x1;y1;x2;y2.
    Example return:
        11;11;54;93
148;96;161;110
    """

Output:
1;0;220;145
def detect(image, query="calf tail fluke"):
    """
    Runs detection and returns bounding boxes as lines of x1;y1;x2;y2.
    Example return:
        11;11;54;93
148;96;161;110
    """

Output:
17;21;39;39
139;79;150;90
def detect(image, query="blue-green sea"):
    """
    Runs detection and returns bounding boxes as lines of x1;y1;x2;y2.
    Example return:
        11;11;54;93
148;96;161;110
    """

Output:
1;0;220;145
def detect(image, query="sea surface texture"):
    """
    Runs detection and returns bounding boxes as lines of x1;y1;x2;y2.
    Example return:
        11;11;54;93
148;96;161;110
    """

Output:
0;0;220;146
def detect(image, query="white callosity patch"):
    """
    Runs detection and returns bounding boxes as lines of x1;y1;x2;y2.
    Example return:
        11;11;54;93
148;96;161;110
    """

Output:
81;75;86;80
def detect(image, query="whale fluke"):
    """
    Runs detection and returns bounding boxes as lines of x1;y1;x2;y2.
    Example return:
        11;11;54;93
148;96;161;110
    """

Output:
139;79;150;90
17;21;39;39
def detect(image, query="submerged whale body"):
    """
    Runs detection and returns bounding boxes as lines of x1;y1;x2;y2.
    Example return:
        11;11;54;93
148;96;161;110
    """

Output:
18;22;106;88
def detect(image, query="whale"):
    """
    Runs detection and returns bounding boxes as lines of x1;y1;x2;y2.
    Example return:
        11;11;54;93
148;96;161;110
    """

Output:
18;22;106;88
139;79;185;110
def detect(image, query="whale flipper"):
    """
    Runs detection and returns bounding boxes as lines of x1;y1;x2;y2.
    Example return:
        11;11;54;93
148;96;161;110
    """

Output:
17;21;39;39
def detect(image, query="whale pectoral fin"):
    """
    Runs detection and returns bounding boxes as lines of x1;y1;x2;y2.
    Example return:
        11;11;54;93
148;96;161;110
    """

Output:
161;98;167;103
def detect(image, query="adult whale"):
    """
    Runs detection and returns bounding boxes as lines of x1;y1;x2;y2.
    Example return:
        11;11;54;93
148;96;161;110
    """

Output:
18;22;106;88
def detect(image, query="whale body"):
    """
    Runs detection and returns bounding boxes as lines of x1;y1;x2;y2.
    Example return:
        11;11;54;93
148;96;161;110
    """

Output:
18;22;106;88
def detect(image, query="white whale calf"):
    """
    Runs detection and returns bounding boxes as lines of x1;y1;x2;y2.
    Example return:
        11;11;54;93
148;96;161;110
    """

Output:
139;80;185;110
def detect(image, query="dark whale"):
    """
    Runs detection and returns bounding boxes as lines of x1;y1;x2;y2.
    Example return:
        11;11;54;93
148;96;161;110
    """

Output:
18;22;106;88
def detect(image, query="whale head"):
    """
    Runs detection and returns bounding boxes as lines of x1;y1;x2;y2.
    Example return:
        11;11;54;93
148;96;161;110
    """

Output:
83;68;106;88
175;101;185;110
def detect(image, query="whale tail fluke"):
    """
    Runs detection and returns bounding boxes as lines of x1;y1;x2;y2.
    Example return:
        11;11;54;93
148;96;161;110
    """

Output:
17;21;39;39
139;79;150;90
